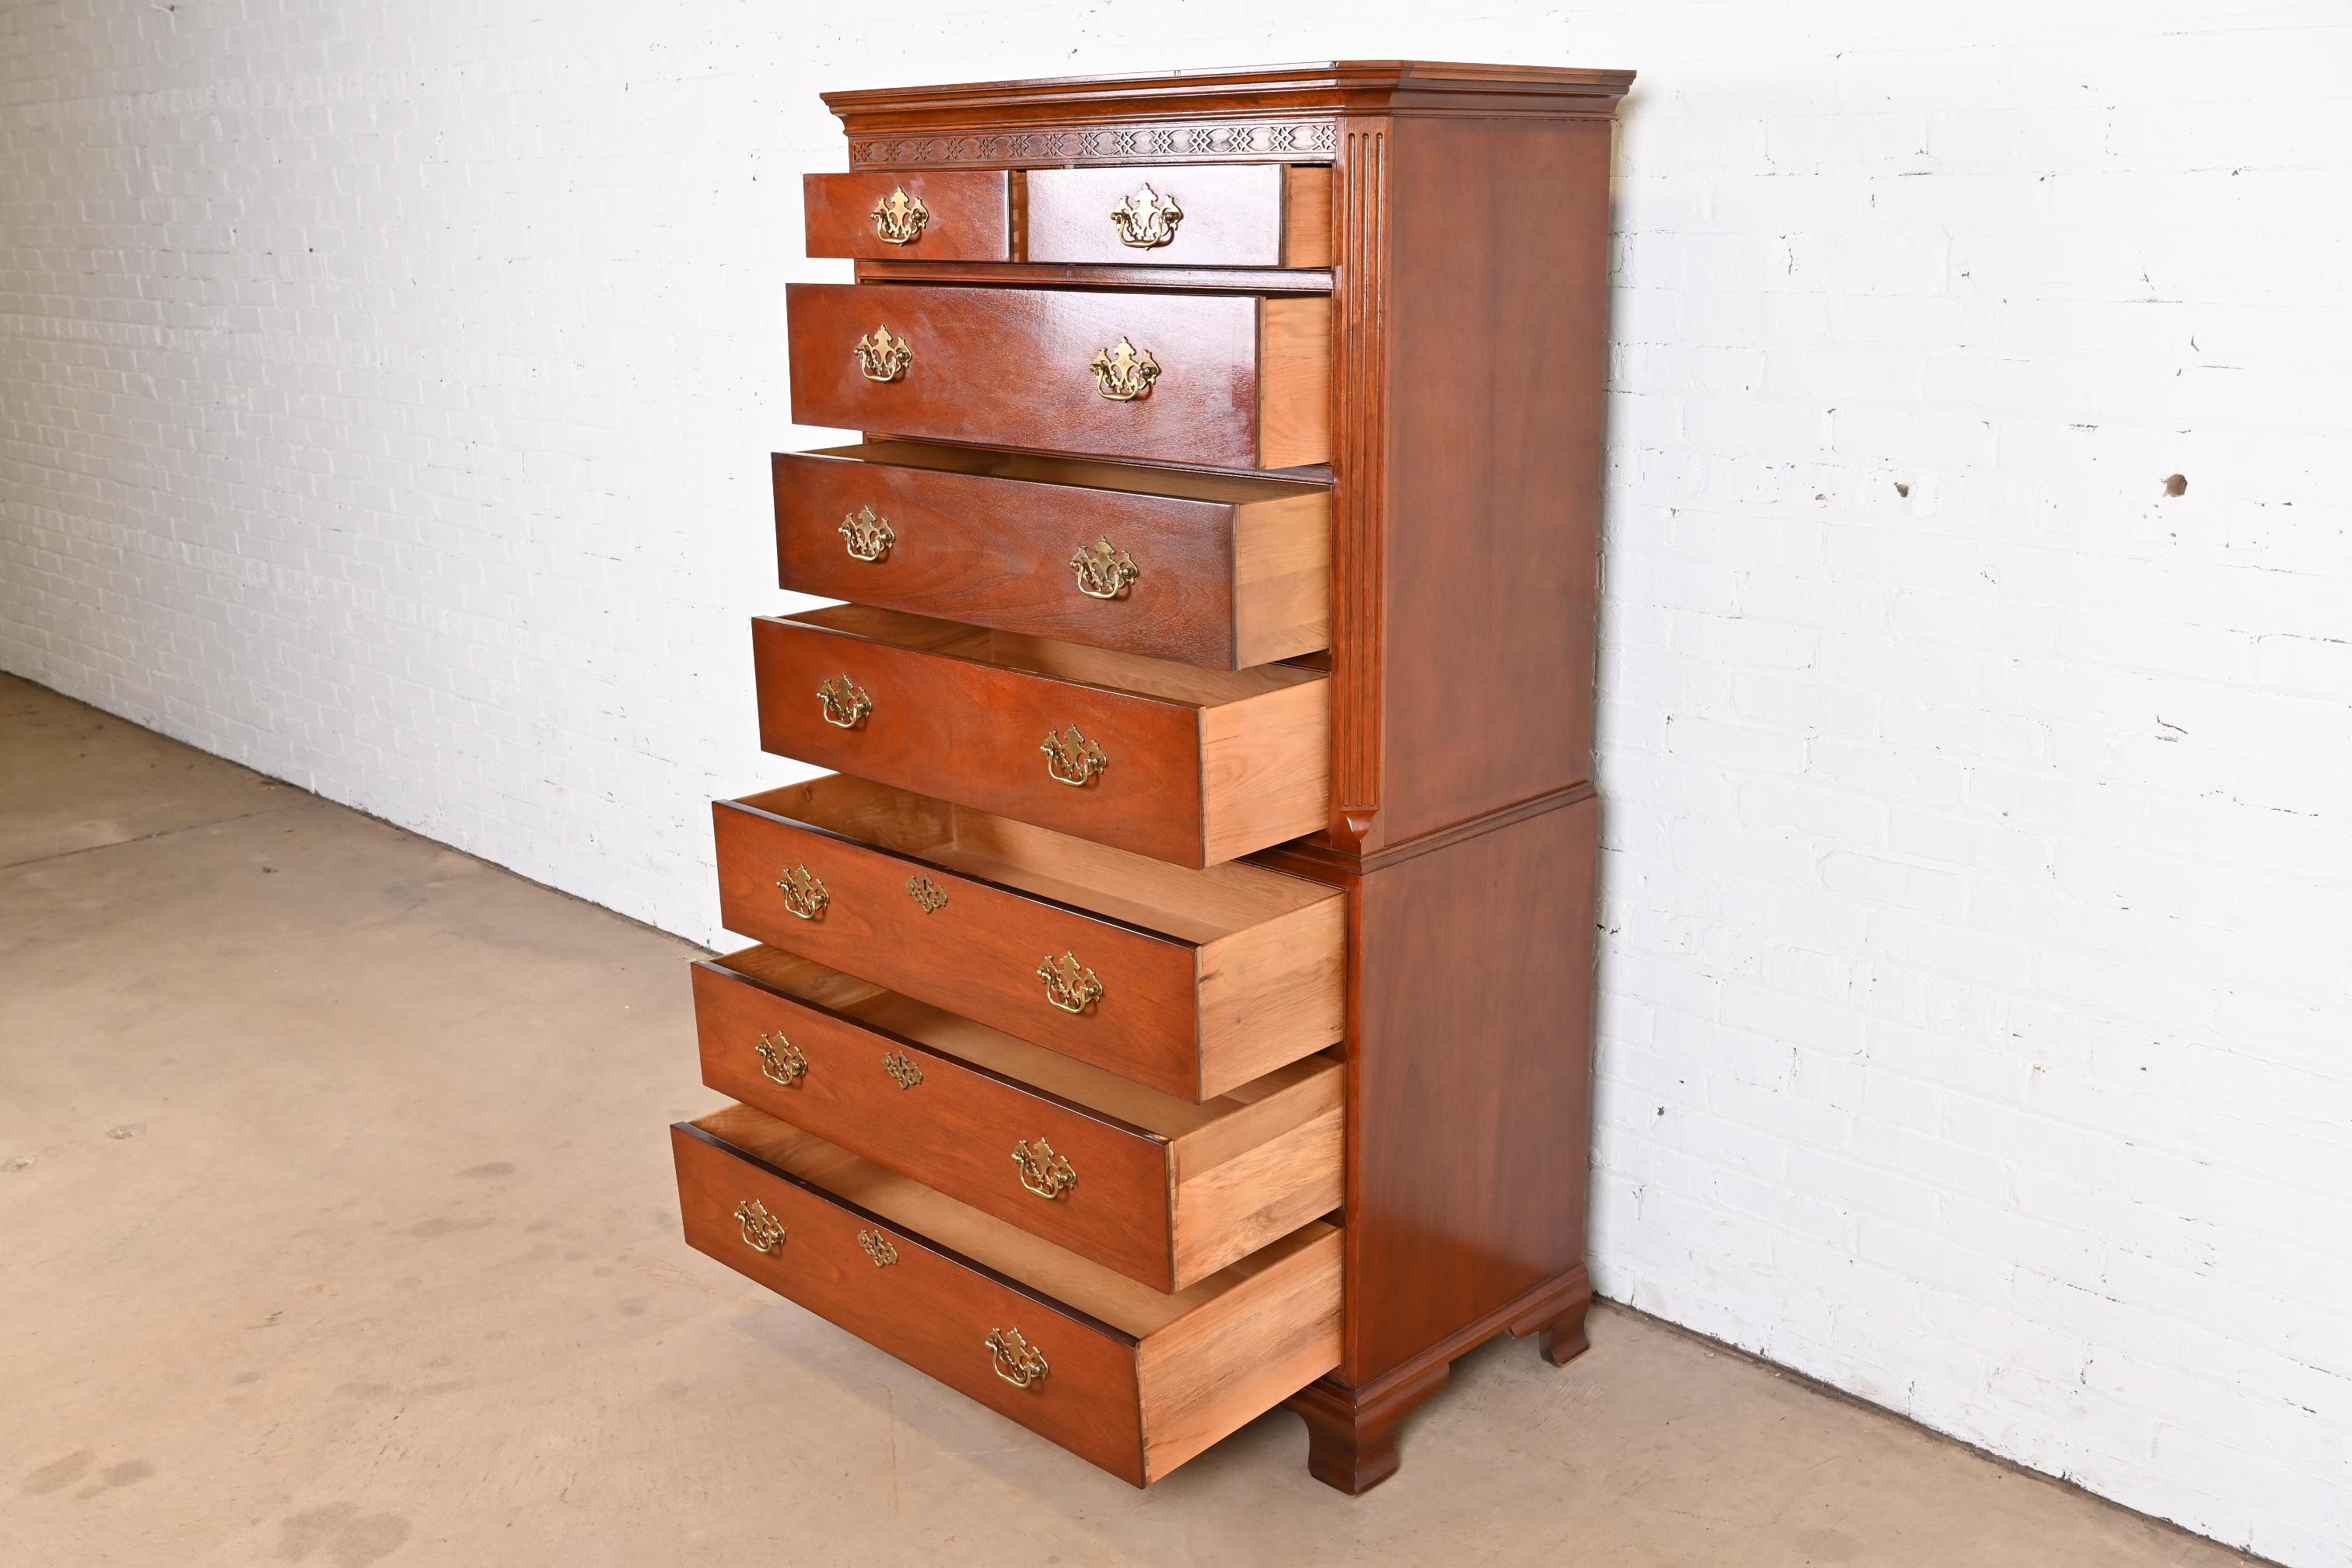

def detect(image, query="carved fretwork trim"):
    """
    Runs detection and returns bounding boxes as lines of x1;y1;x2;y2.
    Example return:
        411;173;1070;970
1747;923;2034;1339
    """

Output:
849;120;1339;168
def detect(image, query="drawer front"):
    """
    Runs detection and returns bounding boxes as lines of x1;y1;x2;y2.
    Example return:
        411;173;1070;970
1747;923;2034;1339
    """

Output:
1024;165;1331;268
803;171;1013;260
691;958;1181;1289
785;282;1330;471
775;446;1330;670
752;614;1222;866
711;796;1207;1096
671;1121;1148;1484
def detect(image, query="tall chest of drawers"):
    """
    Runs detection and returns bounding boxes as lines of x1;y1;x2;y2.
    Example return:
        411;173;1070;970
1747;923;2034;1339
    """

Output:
671;60;1634;1493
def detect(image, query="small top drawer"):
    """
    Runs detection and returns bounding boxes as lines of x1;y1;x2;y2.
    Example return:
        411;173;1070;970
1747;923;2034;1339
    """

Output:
803;170;1015;260
804;165;1331;268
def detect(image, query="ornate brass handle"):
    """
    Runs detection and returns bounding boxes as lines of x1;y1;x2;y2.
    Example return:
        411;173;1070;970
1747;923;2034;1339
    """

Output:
856;1228;899;1267
1089;337;1160;401
1012;1137;1077;1200
816;674;872;730
754;1031;807;1087
734;1198;786;1255
1069;539;1139;600
838;505;894;562
1108;181;1183;248
1036;953;1103;1015
870;186;929;246
852;325;912;383
1040;724;1108;787
985;1327;1049;1388
775;864;830;920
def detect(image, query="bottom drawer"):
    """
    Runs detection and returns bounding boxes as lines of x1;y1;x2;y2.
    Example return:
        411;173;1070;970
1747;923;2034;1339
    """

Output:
673;1103;1341;1486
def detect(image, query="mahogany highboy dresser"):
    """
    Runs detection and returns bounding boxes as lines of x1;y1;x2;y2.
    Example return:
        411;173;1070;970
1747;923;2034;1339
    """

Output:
670;61;1633;1493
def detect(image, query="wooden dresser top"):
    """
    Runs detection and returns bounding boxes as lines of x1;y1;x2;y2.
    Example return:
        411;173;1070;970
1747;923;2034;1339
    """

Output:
824;60;1636;170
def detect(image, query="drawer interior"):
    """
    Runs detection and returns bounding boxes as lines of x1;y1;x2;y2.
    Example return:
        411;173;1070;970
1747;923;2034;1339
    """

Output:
804;439;1329;507
780;604;1322;709
737;772;1335;945
685;1103;1339;1338
712;945;1335;1140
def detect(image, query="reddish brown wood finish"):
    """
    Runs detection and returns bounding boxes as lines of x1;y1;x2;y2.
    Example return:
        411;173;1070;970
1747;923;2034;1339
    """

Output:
692;954;1173;1285
784;282;1330;471
674;1116;1150;1482
691;947;1342;1291
772;442;1329;669
855;261;1331;295
677;60;1635;1492
750;607;1329;866
709;776;1344;1101
1352;115;1615;847
803;170;1013;260
1024;164;1330;267
1277;794;1599;1384
824;62;1635;172
1285;1263;1592;1489
715;788;1203;1094
1287;1360;1447;1495
674;1108;1343;1487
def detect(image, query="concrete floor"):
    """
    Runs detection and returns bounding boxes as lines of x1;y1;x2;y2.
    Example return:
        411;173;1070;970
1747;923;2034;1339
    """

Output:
0;671;2256;1568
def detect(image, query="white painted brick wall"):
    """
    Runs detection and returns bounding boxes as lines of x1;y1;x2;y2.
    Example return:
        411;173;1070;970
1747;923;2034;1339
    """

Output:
2;2;2346;1559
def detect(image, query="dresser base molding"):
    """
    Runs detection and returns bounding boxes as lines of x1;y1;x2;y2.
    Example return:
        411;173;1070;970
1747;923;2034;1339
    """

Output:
1283;1263;1592;1493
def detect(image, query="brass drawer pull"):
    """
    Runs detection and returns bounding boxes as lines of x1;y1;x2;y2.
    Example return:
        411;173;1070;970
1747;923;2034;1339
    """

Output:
1069;538;1139;600
754;1032;807;1087
1089;337;1160;401
734;1198;786;1255
1036;953;1103;1015
870;186;929;246
838;505;895;562
1108;181;1182;249
775;864;830;921
1040;724;1108;787
1012;1137;1077;1200
985;1327;1049;1388
852;325;912;383
817;674;872;729
856;1228;899;1267
906;874;948;913
882;1050;924;1089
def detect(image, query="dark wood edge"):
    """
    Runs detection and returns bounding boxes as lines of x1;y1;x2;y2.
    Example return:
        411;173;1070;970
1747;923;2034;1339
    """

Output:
1332;1261;1593;1405
1258;780;1598;877
821;60;1636;117
712;792;1202;954
852;261;1335;294
693;952;1175;1146
772;443;1328;502
758;611;1214;713
673;1117;1144;1346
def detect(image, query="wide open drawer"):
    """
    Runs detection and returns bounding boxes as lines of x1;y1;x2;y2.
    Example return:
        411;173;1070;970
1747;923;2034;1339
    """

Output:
674;1104;1342;1486
753;605;1328;867
692;946;1342;1290
710;774;1344;1101
775;442;1328;670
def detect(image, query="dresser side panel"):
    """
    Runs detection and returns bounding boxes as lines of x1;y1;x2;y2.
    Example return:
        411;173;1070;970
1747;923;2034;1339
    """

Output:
1372;117;1612;845
1342;796;1598;1383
